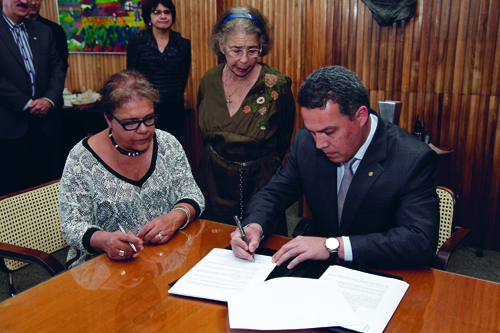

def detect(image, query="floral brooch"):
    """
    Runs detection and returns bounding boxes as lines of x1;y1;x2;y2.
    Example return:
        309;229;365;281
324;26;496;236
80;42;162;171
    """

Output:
244;66;288;131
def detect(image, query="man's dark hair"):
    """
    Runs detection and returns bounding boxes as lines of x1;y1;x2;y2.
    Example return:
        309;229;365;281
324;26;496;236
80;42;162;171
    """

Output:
142;0;177;27
297;66;370;120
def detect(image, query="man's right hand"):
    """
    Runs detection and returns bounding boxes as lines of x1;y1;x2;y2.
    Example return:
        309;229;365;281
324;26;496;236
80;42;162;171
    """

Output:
230;224;262;261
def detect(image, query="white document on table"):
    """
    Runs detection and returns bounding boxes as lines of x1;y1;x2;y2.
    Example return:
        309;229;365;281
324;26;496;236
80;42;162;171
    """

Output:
319;266;409;333
227;277;360;330
168;248;276;302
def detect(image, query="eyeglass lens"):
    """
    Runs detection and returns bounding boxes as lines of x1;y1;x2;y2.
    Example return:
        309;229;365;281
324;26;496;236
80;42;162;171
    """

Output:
117;115;158;131
152;10;170;15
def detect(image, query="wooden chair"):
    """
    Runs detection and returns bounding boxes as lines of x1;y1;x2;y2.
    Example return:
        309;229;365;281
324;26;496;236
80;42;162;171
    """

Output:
292;186;470;270
432;186;470;270
0;180;68;297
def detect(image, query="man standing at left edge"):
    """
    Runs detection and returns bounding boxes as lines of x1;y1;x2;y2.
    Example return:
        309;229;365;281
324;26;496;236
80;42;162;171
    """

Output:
0;0;65;196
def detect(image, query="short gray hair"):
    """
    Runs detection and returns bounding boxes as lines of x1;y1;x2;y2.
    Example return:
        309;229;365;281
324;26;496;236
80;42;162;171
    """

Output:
101;70;160;116
209;6;272;60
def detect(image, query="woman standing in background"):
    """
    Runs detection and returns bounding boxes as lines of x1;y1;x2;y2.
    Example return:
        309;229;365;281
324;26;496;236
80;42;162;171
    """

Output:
196;6;295;235
127;0;190;142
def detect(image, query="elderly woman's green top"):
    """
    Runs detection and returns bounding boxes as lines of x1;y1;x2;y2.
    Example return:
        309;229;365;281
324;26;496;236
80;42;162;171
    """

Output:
196;63;295;235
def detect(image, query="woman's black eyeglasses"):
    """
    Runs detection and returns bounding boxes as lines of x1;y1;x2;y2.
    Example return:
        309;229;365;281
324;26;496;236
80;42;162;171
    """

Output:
112;114;159;131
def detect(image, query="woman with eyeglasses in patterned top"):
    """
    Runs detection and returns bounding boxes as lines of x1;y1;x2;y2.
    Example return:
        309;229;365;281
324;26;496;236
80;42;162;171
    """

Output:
60;70;204;269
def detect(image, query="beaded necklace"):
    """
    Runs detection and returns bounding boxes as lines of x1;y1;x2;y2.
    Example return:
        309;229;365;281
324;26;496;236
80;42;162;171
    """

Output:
109;128;145;157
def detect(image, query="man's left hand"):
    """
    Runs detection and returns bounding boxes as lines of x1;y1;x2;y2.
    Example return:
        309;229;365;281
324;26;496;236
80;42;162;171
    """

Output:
272;236;330;269
28;99;52;117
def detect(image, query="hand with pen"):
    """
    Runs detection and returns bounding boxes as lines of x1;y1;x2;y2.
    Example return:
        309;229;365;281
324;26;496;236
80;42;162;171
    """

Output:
230;220;261;262
89;228;144;261
88;205;195;261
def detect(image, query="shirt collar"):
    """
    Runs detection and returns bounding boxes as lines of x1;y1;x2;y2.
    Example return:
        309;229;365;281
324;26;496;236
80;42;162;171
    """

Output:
353;112;378;161
2;11;26;30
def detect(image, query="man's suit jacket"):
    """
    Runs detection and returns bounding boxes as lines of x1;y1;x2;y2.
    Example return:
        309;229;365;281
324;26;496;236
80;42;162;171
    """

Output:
243;112;440;268
0;12;65;139
36;15;69;72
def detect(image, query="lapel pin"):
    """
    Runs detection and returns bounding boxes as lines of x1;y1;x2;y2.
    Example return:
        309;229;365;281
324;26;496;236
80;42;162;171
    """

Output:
34;37;37;40
368;171;373;176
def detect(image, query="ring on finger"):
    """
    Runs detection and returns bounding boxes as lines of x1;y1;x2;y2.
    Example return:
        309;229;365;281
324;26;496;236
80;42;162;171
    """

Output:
158;233;163;240
119;250;125;257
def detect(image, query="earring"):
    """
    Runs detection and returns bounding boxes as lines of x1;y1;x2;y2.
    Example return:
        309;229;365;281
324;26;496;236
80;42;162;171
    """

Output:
149;22;151;26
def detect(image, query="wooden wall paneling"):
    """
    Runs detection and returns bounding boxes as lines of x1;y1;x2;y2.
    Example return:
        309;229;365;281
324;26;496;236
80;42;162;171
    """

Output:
434;0;450;95
346;0;357;71
492;9;500;97
39;0;58;22
408;0;422;95
425;0;441;94
442;0;458;95
471;0;490;95
426;92;441;144
480;0;500;96
323;0;334;67
456;94;476;231
179;0;218;172
384;23;396;101
377;24;388;95
439;93;452;148
368;15;380;92
354;0;365;79
462;0;479;96
475;94;496;249
451;0;470;96
486;97;500;246
360;1;372;84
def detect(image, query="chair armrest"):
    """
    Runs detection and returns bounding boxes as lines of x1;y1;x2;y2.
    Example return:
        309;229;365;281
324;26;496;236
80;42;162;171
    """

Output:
292;214;314;238
0;242;65;276
432;227;470;270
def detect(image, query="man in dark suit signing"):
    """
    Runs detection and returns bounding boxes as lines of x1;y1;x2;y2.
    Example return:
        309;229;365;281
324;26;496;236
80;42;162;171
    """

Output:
0;0;65;196
231;66;440;269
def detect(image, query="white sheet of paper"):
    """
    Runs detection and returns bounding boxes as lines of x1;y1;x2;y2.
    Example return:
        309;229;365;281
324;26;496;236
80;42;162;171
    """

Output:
168;248;276;302
319;266;409;333
227;277;359;330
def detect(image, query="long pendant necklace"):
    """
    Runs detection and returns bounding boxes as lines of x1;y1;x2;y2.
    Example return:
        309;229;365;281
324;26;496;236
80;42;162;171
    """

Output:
224;66;247;109
109;128;144;157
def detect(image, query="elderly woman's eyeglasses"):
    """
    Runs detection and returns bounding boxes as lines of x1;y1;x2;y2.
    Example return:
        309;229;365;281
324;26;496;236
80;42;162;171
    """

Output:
152;9;171;15
112;114;159;131
224;45;261;58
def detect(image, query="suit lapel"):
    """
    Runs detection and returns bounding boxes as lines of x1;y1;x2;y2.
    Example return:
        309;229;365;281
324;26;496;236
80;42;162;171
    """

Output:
340;113;388;234
0;15;25;69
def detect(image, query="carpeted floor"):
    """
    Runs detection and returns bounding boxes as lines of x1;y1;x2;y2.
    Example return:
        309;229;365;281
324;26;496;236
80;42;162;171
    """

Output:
1;201;499;303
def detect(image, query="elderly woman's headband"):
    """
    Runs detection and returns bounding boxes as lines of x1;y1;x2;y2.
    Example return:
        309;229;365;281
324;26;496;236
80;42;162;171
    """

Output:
223;13;260;24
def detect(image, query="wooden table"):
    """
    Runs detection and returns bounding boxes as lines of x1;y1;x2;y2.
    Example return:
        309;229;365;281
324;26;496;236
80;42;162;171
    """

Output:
0;220;499;332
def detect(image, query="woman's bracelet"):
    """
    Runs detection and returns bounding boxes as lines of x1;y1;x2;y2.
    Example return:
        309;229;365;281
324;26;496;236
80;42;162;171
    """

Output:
173;205;191;230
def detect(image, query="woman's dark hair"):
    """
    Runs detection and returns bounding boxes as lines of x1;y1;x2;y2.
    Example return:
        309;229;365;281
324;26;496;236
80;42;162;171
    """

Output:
141;0;177;27
298;66;371;120
101;70;160;117
209;6;273;61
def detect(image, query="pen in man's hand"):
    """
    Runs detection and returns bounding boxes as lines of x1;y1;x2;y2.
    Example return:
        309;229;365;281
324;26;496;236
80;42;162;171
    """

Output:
117;223;138;253
234;216;255;260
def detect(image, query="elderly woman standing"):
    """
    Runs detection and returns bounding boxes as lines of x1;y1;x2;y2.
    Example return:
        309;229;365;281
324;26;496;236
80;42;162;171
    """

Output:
60;70;204;269
126;0;190;142
196;6;295;235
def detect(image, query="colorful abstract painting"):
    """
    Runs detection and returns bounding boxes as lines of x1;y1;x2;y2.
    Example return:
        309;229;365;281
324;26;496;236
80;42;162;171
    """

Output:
58;0;146;53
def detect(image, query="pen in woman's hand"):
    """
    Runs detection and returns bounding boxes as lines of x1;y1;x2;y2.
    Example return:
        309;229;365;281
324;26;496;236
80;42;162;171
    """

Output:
234;216;255;260
117;223;138;252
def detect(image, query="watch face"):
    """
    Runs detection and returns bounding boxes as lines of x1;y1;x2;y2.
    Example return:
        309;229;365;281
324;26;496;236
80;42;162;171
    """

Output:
326;238;340;252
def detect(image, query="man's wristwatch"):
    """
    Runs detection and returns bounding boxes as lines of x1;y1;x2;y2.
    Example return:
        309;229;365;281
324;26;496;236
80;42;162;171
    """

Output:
324;237;340;256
